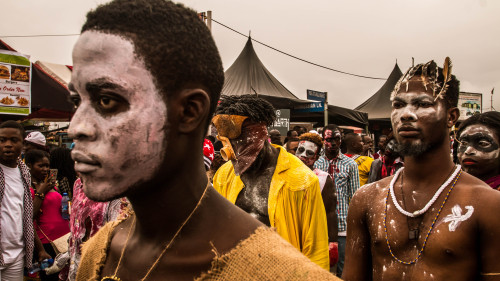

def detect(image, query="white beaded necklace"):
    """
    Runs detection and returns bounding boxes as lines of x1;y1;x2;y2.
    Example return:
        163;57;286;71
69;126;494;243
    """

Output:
389;164;462;217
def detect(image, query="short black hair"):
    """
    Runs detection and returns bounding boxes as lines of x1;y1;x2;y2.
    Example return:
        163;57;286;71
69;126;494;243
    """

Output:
344;132;359;146
0;120;25;138
25;149;49;166
322;124;339;139
50;147;77;189
286;137;299;151
457;112;500;142
82;0;224;121
215;95;276;126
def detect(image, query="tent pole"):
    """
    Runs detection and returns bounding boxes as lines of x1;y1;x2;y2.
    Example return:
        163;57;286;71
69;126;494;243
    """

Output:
324;92;328;126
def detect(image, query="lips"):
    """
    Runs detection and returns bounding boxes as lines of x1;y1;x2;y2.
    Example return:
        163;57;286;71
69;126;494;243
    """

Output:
461;158;477;166
72;150;101;173
398;126;420;137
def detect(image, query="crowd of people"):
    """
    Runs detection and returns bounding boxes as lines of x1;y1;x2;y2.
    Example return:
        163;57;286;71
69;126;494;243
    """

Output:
0;0;500;280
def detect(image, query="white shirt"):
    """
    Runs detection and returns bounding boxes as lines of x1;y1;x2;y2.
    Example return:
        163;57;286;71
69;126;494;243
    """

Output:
0;163;25;264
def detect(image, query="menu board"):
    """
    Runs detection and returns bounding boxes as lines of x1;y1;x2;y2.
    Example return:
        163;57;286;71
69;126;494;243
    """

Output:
0;50;31;115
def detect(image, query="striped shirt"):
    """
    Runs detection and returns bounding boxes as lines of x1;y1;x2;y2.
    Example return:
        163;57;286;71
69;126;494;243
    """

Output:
314;154;360;233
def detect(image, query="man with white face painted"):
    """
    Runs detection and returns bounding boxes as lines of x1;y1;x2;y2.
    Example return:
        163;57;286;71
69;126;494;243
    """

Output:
343;58;500;281
457;111;500;190
296;133;339;267
213;95;330;270
368;133;404;183
69;1;338;280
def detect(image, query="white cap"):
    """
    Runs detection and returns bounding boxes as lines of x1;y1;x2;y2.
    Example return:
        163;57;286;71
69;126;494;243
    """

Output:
25;131;46;146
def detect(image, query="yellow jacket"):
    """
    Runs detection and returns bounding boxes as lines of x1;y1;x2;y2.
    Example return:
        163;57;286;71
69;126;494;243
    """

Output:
353;155;374;186
213;145;330;270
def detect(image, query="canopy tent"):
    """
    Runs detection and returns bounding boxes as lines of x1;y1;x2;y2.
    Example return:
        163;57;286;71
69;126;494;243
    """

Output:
0;39;73;121
222;37;368;127
355;63;403;121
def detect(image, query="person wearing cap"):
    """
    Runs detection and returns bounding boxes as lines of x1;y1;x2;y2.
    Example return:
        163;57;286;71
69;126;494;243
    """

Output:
212;95;330;270
24;131;48;154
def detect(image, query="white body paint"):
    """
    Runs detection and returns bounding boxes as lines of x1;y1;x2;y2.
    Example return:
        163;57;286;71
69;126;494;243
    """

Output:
69;31;168;201
443;205;474;232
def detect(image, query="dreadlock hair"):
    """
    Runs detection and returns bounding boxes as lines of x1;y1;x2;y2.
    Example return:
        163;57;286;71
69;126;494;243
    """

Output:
50;147;77;190
298;133;323;151
25;149;49;167
82;0;224;126
392;58;459;109
457;111;500;143
215;95;276;126
0;120;25;138
322;124;340;139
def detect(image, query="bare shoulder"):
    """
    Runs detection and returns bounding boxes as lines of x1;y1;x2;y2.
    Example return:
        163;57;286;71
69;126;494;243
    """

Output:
455;172;500;204
353;176;392;202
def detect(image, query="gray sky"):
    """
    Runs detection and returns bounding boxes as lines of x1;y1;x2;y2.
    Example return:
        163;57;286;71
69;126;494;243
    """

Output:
1;0;499;111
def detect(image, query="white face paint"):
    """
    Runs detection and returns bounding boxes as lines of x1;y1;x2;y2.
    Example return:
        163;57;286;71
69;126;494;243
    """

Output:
296;140;319;167
68;31;167;201
443;205;474;232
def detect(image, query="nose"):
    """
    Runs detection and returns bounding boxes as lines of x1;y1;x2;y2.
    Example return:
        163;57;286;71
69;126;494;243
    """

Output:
68;104;97;142
400;105;417;122
464;145;476;155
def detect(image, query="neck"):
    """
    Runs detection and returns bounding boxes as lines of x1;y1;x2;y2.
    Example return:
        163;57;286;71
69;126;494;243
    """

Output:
326;150;339;160
346;148;356;155
0;159;17;168
127;153;209;244
401;142;455;188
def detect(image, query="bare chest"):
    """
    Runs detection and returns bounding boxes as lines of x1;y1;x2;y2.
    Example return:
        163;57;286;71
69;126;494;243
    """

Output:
235;169;274;226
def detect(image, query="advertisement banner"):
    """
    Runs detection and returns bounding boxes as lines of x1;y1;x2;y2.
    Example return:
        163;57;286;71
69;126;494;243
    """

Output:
0;50;31;115
458;92;482;121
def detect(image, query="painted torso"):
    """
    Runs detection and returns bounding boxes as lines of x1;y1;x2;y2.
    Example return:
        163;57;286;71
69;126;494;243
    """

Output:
355;172;498;281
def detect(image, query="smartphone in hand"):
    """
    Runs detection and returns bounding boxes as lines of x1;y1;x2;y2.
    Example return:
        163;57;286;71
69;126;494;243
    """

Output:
49;169;58;181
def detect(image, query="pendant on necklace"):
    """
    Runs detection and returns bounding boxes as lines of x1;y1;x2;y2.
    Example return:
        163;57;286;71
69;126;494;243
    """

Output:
408;229;419;240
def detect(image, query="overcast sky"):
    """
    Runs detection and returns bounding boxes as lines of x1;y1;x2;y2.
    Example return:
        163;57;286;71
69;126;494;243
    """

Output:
1;0;499;111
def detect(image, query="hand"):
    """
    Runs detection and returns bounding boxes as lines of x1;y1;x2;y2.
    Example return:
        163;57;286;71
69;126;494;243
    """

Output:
38;250;52;262
35;181;53;195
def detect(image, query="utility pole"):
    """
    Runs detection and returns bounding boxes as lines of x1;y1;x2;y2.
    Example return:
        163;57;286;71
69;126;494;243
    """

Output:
324;92;328;126
207;11;212;32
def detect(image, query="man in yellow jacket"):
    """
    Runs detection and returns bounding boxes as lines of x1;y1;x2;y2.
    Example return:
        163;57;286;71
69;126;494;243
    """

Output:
212;95;330;270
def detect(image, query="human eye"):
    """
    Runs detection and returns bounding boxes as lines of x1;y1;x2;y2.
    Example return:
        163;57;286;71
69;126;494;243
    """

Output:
478;139;492;147
418;101;434;108
297;147;305;153
70;94;81;110
94;93;129;115
306;150;315;157
392;101;404;109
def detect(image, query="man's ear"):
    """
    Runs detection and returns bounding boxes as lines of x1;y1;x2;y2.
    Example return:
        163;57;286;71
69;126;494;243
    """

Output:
447;107;460;128
176;88;210;134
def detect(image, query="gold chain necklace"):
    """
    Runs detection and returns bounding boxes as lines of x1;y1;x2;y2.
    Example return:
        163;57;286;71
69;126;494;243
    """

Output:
101;182;211;281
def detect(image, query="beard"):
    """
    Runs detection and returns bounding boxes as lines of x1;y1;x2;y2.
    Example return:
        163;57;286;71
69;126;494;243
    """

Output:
396;141;432;157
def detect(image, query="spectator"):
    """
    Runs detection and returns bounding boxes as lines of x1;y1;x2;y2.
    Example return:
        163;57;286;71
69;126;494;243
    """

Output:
50;147;77;200
268;129;282;146
457;111;500;189
24;131;49;154
0;121;36;279
344;133;374;186
367;133;404;183
26;149;70;281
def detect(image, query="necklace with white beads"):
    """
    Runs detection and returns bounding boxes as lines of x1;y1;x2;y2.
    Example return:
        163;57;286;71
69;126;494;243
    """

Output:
389;164;462;217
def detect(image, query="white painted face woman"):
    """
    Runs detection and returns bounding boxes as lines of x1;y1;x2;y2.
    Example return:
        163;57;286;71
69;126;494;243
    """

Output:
457;124;500;181
295;140;319;168
68;31;168;201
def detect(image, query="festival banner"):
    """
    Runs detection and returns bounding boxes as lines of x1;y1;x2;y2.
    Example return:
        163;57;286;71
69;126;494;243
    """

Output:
458;92;482;121
0;50;31;115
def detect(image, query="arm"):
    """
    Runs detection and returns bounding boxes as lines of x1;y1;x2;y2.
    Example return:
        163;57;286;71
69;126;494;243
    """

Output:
301;178;330;270
342;189;372;281
348;162;361;203
367;160;381;184
321;175;338;243
32;177;56;218
34;231;51;262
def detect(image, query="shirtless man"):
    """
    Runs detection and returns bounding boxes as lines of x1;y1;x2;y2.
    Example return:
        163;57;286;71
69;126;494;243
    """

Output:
213;95;330;270
69;1;336;280
343;58;500;281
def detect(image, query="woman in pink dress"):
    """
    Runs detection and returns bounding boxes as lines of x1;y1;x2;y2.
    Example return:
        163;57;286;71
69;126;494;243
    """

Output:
26;149;70;281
